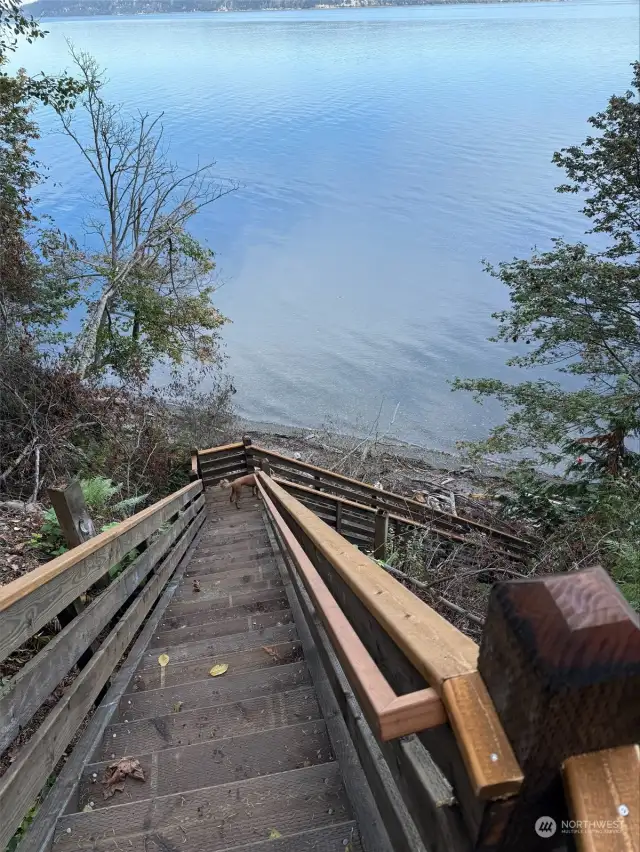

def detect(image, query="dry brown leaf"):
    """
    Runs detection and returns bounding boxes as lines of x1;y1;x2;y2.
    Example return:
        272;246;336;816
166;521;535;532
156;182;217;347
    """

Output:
261;645;279;661
102;757;146;799
193;579;201;592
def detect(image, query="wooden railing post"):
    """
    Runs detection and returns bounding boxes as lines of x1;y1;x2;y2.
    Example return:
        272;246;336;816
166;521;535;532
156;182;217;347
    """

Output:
477;566;640;850
260;458;271;476
189;448;200;482
335;500;343;534
373;509;389;560
243;435;254;471
48;481;96;548
47;482;101;662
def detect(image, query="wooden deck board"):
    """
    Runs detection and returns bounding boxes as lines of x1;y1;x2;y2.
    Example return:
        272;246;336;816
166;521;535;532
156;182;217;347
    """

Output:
47;485;360;852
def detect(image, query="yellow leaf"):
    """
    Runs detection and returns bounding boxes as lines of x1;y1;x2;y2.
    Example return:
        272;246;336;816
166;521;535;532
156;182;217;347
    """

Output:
158;654;170;667
268;829;282;840
209;663;229;677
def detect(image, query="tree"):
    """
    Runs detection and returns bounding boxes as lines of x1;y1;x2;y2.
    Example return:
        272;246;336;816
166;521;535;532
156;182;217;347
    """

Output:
52;48;237;382
453;62;640;473
0;2;81;350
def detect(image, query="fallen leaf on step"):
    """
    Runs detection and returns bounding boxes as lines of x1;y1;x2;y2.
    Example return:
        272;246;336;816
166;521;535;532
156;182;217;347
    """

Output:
261;645;279;661
82;802;94;812
209;663;229;677
173;701;183;713
158;654;170;667
193;579;201;592
268;829;282;840
102;757;145;798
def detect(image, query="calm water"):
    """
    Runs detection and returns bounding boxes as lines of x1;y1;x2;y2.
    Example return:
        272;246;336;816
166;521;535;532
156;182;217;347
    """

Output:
17;0;639;450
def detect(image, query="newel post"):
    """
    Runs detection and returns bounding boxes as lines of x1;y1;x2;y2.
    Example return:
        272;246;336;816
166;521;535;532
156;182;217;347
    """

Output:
373;509;389;560
243;435;254;472
189;448;200;482
477;566;640;849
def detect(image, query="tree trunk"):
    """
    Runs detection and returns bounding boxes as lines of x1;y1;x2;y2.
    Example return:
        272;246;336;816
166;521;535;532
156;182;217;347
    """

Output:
66;285;114;379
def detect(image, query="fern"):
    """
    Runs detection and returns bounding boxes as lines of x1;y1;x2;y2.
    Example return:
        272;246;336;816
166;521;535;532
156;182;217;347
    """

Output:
112;492;149;517
79;476;122;512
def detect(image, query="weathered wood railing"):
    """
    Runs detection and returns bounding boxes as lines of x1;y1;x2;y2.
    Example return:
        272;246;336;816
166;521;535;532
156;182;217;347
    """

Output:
0;480;205;851
252;470;640;852
196;438;531;561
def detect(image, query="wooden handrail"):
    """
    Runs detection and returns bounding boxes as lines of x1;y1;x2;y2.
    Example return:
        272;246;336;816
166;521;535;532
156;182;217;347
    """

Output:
0;481;205;851
255;473;446;740
257;472;523;799
0;480;202;663
563;745;640;852
259;473;478;687
198;441;244;456
252;444;530;550
272;474;505;550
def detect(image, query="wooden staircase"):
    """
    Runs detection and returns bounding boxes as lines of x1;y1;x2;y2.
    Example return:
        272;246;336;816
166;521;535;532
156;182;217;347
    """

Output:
50;488;362;852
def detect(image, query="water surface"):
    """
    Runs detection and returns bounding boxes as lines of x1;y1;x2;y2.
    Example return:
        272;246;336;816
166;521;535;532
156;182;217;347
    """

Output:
18;0;639;449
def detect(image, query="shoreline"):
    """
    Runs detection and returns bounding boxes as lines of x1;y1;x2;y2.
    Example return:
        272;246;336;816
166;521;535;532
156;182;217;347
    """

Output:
28;0;564;17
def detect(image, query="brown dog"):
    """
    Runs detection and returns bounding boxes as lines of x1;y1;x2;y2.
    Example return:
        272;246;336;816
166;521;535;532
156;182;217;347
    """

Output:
223;473;257;508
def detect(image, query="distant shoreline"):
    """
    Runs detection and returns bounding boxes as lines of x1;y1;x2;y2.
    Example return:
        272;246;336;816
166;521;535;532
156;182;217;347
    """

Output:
28;0;563;19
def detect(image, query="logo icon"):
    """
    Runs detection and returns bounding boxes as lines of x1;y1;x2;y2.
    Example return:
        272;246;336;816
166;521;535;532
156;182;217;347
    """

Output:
535;817;557;838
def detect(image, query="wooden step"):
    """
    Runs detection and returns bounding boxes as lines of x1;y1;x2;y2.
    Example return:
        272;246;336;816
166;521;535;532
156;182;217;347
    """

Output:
189;547;273;568
199;522;267;540
194;538;270;558
56;764;352;852
187;556;278;577
183;561;278;586
140;624;299;667
120;660;310;720
196;530;270;549
150;608;293;649
173;576;283;603
79;719;333;808
159;593;289;631
164;587;288;620
98;685;319;757
132;640;303;691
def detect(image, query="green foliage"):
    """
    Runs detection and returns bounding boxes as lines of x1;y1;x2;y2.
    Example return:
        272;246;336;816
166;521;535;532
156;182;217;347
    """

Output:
453;63;640;607
29;477;149;559
453;62;640;467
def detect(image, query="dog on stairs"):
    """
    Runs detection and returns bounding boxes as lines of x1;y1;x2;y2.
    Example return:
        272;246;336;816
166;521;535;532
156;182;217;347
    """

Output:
220;474;258;508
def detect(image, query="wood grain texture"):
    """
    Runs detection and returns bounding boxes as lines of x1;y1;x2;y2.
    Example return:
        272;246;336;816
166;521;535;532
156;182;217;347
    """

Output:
563;745;640;852
15;509;205;852
48;481;96;547
0;503;204;850
259;473;478;690
442;672;523;800
478;566;640;850
0;496;203;754
253;445;530;555
197;441;244;456
257;475;447;740
0;481;202;662
265;508;463;852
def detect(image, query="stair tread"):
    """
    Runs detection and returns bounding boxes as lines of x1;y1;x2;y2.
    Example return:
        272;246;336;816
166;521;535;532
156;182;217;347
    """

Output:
120;660;310;720
183;562;278;585
140;624;299;667
165;587;288;619
151;608;293;649
56;763;351;850
174;576;283;603
133;641;301;693
98;684;319;757
189;547;273;567
79;719;334;808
